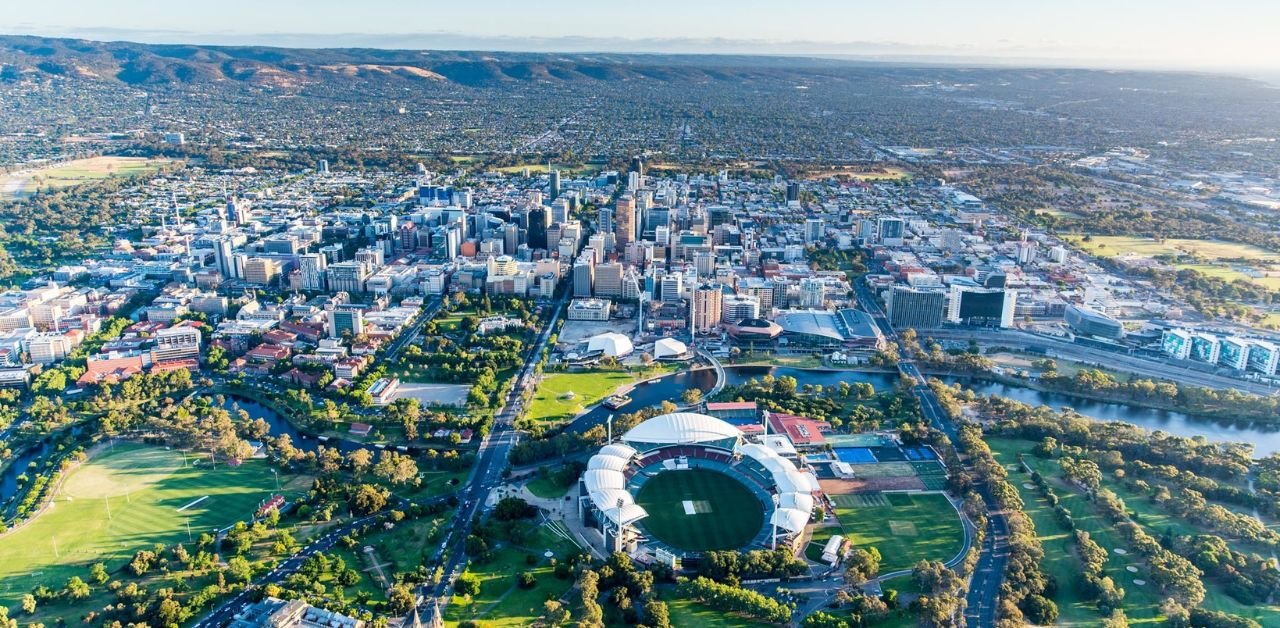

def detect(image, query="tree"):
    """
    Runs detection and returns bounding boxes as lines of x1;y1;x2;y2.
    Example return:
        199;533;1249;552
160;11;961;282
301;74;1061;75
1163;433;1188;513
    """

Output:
374;450;419;485
494;497;538;521
1021;594;1059;624
64;576;91;600
20;594;36;615
347;448;373;476
89;562;109;584
388;584;416;614
644;599;671;628
517;571;537;589
681;388;703;404
349;484;389;515
455;572;482;597
844;547;881;585
544;600;571;626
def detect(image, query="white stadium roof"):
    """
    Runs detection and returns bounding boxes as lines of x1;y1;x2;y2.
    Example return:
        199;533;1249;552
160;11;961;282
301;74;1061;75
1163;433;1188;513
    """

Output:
623;412;742;447
587;332;634;357
653;337;688;359
740;441;816;534
584;445;648;527
588;455;629;472
599;443;638;459
771;507;811;534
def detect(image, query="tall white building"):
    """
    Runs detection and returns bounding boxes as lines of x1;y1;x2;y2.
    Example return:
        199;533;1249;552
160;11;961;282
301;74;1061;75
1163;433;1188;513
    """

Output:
151;326;202;362
799;278;826;309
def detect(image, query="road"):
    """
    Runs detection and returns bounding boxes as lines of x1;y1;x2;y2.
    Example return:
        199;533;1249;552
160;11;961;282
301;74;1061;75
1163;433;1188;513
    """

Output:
194;293;567;626
423;291;569;606
921;327;1277;396
853;280;1008;626
192;494;431;628
384;296;445;363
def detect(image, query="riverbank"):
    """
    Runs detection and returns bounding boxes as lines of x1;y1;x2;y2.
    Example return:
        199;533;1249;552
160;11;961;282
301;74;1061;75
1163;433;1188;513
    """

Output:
919;365;1280;431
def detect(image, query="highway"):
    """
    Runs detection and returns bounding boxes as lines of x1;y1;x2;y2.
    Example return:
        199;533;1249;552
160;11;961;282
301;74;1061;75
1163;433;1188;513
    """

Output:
853;280;1008;626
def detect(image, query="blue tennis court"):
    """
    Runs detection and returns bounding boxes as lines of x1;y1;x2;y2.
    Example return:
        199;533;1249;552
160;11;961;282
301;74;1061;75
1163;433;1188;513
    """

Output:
904;446;937;461
834;447;878;464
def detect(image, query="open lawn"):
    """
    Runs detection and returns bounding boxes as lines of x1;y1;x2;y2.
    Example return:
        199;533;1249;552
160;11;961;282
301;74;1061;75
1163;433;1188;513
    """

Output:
828;492;964;574
491;163;591;177
2;156;172;198
0;443;309;604
331;509;454;601
635;469;764;552
1066;235;1280;290
666;598;767;627
1067;236;1280;262
525;370;636;425
802;166;911;181
445;525;578;627
526;474;574;499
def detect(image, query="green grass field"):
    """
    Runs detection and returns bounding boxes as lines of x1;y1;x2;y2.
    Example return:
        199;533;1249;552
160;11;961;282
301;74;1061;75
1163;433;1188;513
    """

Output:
828;492;964;574
988;437;1280;626
666;598;767;627
634;470;763;552
525;370;638;425
445;525;579;627
2;156;171;198
0;443;307;604
1066;236;1280;291
526;474;574;499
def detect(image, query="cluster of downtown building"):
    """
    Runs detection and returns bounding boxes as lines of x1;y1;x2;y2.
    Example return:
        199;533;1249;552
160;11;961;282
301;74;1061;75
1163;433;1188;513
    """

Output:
852;183;1280;384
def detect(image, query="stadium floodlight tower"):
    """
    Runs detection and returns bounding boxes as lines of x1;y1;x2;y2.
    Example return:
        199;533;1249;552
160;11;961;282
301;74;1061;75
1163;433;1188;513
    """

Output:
612;497;626;553
770;493;780;550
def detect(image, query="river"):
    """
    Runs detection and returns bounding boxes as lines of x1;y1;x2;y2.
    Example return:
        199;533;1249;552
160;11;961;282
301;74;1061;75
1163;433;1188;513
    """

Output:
566;365;1280;456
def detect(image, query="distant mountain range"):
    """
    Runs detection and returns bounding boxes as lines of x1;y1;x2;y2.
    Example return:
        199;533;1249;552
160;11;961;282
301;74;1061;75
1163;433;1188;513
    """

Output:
0;34;897;88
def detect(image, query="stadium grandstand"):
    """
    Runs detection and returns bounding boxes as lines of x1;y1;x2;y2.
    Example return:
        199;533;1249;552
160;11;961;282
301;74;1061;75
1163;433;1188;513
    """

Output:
578;412;822;561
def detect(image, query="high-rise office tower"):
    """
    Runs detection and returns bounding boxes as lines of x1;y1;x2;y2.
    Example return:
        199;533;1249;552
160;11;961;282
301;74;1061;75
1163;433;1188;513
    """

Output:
549;169;561;201
214;237;235;280
594;263;625;298
694;251;716;278
598;207;614;236
615;195;635;251
887;286;945;330
528;206;549;250
573;260;594;297
327;307;364;338
693;285;723;334
299;254;328;291
804;218;825;244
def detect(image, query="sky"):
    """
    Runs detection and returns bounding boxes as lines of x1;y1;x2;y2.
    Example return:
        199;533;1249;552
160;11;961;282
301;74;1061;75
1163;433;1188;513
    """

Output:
7;0;1280;73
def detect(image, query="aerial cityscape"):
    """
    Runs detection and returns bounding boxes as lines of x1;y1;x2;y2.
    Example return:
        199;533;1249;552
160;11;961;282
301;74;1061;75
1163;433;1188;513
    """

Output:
0;3;1279;627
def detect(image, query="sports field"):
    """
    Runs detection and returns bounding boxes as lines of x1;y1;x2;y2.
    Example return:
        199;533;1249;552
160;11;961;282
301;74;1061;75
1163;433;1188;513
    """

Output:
1067;236;1280;290
634;469;763;552
0;443;307;603
828;492;965;574
1;156;172;198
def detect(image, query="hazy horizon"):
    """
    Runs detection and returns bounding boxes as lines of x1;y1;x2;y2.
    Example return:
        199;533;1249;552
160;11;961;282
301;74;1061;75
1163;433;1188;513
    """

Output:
7;0;1280;77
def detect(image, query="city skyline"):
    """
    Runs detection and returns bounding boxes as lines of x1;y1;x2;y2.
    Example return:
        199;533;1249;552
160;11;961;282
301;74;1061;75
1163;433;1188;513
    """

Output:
7;0;1280;75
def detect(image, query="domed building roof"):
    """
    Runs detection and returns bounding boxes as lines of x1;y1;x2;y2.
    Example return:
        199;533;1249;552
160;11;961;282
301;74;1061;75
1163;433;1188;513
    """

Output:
586;332;634;357
622;412;742;452
653;337;688;359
